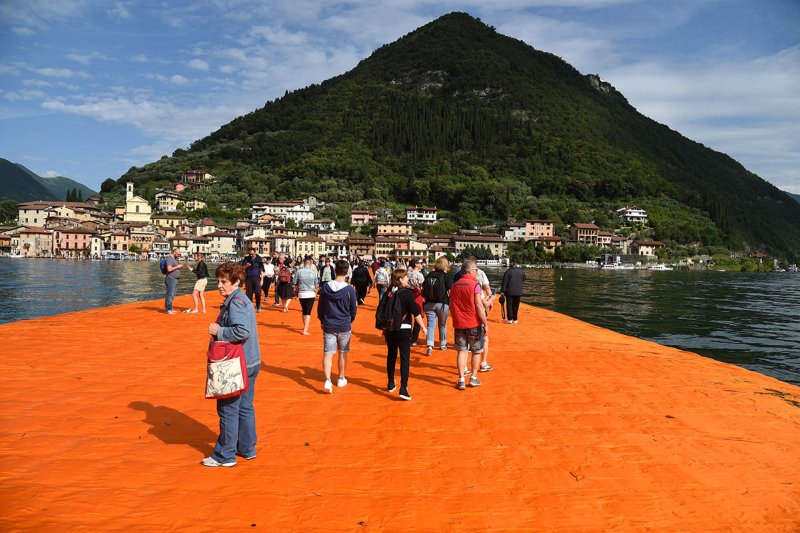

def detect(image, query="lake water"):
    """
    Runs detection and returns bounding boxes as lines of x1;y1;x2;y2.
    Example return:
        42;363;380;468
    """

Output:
1;258;798;386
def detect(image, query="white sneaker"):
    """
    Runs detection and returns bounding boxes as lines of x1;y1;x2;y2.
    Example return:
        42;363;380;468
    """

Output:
337;377;348;388
201;456;236;467
323;380;333;393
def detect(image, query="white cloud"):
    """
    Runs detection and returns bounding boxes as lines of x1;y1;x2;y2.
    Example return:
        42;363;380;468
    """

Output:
12;26;35;36
107;1;132;20
170;74;190;85
42;170;60;177
188;59;210;71
30;66;90;78
66;51;108;64
2;89;46;101
604;44;800;187
0;0;89;30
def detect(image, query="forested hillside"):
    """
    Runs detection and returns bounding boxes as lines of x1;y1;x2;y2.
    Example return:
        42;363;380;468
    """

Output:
117;12;800;260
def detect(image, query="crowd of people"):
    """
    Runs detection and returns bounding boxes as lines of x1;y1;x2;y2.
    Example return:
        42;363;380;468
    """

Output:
161;246;526;467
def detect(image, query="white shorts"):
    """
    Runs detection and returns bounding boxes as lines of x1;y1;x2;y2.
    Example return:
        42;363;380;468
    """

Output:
193;278;208;292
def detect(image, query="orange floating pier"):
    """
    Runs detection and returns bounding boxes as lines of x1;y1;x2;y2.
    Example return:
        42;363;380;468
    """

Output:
1;291;798;531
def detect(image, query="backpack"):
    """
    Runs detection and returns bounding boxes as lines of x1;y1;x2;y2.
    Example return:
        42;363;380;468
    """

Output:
374;267;389;285
375;289;407;331
159;257;168;275
422;272;447;302
278;267;292;283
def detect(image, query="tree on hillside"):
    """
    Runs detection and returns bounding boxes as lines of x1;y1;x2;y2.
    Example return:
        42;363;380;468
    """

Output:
100;178;116;193
0;200;18;224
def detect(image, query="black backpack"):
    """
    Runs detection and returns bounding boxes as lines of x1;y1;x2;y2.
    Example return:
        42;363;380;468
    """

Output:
375;289;408;331
422;272;447;301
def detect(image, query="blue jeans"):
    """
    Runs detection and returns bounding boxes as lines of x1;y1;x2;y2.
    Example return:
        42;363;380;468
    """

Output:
377;284;387;302
211;365;259;463
424;302;449;347
164;277;179;311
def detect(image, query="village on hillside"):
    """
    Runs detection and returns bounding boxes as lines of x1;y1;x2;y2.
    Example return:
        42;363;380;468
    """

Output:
0;171;785;271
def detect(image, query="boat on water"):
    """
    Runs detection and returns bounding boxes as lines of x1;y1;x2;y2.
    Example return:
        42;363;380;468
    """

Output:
787;264;799;272
601;262;635;270
648;264;674;271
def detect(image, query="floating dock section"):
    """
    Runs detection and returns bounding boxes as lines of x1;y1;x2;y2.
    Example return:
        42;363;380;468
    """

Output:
1;291;798;530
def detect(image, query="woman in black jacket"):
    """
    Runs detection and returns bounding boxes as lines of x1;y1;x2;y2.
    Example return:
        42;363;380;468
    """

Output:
500;262;526;323
350;260;373;305
383;268;427;401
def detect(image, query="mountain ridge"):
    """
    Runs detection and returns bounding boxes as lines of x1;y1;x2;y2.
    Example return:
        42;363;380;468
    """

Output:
116;12;800;260
0;158;96;202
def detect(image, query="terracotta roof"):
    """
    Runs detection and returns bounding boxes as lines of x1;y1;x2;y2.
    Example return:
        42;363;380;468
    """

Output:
573;223;600;230
19;227;52;234
205;231;236;238
634;240;665;246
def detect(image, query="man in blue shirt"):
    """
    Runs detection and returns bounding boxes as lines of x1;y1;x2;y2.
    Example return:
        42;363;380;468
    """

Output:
240;248;265;311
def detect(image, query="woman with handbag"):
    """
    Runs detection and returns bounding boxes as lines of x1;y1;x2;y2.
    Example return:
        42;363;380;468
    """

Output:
203;262;261;467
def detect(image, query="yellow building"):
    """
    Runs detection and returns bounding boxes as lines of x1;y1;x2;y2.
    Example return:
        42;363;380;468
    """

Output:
124;182;152;223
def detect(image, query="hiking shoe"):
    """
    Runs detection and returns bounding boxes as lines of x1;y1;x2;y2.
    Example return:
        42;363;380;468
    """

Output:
469;377;482;387
457;379;466;390
323;380;333;393
237;451;256;461
166;310;176;315
387;381;396;393
479;363;494;372
337;377;348;388
399;389;412;401
440;344;447;351
201;456;236;467
425;346;433;356
464;368;471;376
256;306;261;312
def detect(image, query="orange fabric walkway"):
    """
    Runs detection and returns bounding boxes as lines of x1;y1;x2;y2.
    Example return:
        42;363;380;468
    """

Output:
1;289;798;531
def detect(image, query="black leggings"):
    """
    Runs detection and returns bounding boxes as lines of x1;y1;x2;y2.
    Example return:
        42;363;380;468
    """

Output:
299;297;315;316
262;277;273;300
245;277;262;308
385;329;412;391
506;295;521;321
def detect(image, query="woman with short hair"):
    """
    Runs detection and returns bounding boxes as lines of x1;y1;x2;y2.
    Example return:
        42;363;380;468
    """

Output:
203;262;261;467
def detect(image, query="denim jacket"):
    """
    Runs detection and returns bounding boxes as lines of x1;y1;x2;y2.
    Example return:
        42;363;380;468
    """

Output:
215;287;261;369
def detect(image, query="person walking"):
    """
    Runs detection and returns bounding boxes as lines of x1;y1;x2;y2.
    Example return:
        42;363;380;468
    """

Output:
449;259;489;390
500;262;526;324
185;252;209;313
261;259;275;303
272;253;286;306
202;262;261;467
164;247;187;314
276;258;295;311
374;260;390;302
383;268;427;401
240;248;264;312
422;256;454;355
407;259;426;346
319;257;335;284
350;260;372;305
294;258;319;335
317;259;358;393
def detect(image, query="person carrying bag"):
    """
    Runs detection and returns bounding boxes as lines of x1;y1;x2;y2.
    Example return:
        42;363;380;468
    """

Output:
202;262;262;468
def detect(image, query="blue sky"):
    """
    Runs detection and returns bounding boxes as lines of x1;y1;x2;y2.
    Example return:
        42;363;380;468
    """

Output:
1;0;798;194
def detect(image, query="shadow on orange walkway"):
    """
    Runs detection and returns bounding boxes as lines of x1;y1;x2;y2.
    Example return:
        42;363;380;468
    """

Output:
0;290;798;530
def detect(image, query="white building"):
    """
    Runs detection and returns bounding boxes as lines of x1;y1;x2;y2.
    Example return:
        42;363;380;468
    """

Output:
616;206;648;224
205;231;237;255
405;206;437;224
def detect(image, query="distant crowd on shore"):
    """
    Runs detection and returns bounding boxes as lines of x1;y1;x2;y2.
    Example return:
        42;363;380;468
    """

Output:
160;246;526;467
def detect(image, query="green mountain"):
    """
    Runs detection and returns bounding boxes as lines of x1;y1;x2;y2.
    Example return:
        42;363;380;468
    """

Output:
118;12;800;260
787;192;800;204
38;175;96;202
0;158;55;201
0;158;96;202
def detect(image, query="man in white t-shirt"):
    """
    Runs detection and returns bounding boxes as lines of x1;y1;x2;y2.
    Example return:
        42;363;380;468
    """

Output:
261;261;276;302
